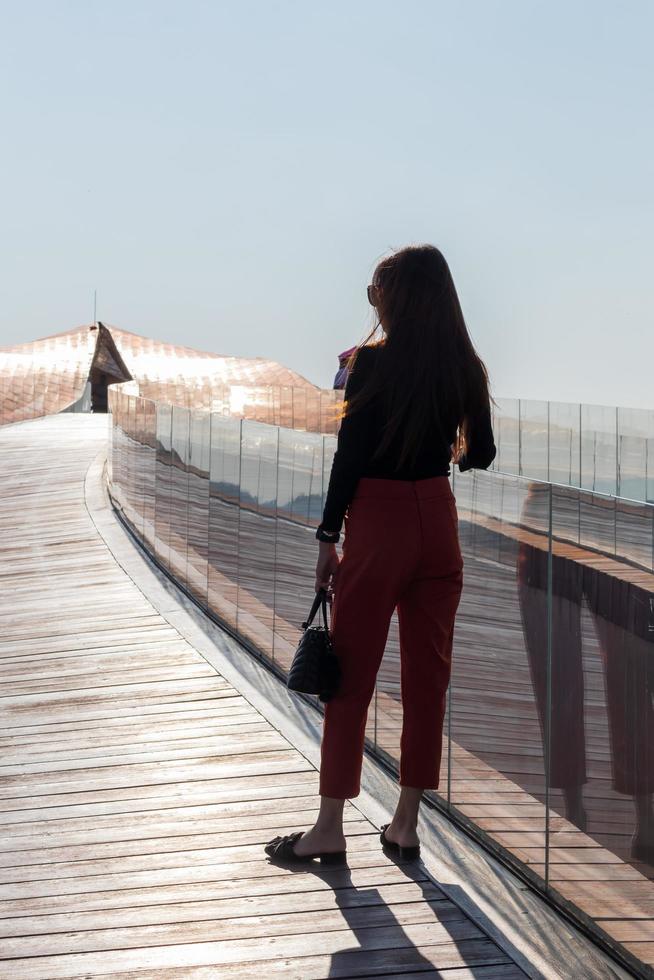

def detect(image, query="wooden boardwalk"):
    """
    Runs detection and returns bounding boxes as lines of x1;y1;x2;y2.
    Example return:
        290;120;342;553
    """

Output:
0;416;527;978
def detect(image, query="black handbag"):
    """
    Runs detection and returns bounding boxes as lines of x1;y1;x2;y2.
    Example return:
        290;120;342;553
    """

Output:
287;588;341;703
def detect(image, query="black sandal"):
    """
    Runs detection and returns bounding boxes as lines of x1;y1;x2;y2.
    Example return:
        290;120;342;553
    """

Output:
264;830;347;865
380;823;421;861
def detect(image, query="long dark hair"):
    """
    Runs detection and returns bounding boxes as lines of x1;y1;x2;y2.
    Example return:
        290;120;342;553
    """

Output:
342;244;492;470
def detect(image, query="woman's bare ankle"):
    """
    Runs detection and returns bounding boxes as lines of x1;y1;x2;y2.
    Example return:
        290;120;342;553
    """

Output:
391;810;418;829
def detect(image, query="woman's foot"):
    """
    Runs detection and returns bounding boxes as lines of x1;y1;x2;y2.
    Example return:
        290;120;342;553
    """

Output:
289;823;347;857
382;819;420;849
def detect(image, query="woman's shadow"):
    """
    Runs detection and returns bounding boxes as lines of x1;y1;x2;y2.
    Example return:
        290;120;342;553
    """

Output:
264;841;502;976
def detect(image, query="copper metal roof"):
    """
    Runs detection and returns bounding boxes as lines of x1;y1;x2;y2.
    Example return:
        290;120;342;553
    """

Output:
0;322;340;429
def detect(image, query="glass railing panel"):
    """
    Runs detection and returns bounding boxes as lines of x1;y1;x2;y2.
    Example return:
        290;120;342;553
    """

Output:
126;398;142;537
274;429;325;672
106;390;114;486
169;405;190;588
118;391;128;510
108;389;119;504
276;428;294;526
448;470;549;878
109;390;123;513
551;483;581;547
114;391;128;519
236;420;278;660
549;487;654;920
132;397;147;539
490;398;654;506
519;400;549;481
154;402;173;568
186;409;211;608
579;491;616;557
548;484;592;891
237;384;266;423
612;498;654;881
207;415;241;630
122;395;137;532
273;517;322;676
322;434;335;518
442;686;452;806
142;399;157;549
618;406;654;504
615;497;653;572
581;404;618;496
550;403;582;489
614;495;654;886
492;397;520;474
277;428;324;526
130;396;142;538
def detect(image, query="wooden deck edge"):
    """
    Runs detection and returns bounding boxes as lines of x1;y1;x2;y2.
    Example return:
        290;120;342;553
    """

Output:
85;448;633;980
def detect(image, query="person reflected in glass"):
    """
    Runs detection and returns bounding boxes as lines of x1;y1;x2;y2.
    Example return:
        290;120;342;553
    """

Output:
517;490;654;867
265;244;496;862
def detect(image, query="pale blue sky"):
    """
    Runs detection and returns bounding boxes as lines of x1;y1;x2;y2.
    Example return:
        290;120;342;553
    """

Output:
1;1;652;406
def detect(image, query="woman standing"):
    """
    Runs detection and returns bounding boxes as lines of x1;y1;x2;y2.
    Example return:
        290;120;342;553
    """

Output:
265;244;496;863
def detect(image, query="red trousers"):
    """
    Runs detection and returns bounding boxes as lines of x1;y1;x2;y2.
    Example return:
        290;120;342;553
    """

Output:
319;476;464;799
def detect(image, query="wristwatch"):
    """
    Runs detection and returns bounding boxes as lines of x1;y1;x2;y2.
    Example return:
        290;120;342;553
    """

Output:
316;526;340;543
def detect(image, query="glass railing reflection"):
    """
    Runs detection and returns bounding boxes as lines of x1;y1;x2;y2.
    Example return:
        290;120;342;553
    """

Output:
108;389;654;973
492;397;654;504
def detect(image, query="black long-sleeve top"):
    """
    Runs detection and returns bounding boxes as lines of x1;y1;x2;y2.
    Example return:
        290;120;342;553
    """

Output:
319;344;497;534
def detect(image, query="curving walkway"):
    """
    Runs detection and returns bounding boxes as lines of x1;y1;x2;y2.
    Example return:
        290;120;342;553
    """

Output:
0;416;533;978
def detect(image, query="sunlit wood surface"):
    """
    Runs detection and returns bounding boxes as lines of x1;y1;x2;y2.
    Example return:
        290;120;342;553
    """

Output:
0;416;525;978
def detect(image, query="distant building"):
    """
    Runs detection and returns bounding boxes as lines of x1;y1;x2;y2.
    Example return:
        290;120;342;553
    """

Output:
0;322;325;426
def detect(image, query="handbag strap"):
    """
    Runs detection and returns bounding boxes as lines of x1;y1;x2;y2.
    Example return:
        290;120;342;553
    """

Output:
302;588;330;631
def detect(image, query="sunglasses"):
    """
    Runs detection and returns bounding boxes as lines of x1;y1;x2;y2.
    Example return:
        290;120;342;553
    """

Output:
366;283;379;306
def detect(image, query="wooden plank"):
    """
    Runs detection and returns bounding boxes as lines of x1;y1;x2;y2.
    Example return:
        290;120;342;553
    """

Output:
0;899;477;958
0;881;448;938
97;964;524;980
0;863;434;918
0;811;371;862
4;934;513;979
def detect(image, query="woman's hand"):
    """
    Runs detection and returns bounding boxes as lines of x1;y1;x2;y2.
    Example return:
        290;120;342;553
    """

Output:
315;541;340;598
